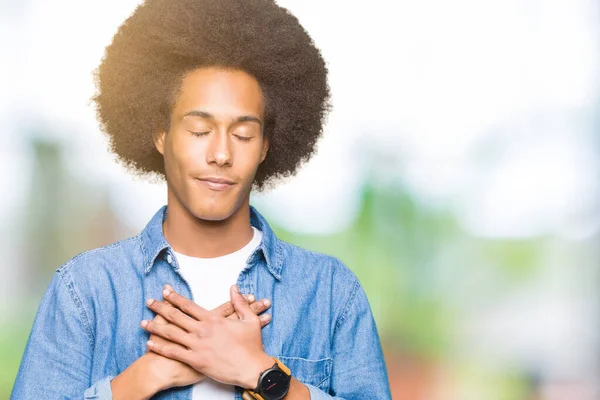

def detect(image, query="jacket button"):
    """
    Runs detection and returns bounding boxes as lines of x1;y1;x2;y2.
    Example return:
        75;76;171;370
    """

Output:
167;254;173;264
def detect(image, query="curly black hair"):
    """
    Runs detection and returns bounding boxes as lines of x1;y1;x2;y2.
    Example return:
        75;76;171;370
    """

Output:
92;0;330;191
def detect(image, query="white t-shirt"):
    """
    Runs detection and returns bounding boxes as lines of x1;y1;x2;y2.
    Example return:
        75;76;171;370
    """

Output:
172;227;263;399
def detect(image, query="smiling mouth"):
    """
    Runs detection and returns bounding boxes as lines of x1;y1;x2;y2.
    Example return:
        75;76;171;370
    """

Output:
195;177;236;191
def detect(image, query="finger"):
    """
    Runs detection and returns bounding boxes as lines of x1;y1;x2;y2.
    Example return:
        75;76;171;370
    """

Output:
153;299;178;324
161;284;180;309
146;335;207;383
153;313;167;324
211;294;255;318
147;299;179;350
213;301;236;319
161;286;212;321
146;299;197;332
254;298;271;313
147;333;170;350
146;332;165;353
163;283;253;317
227;313;271;328
146;335;195;365
230;285;258;321
227;298;271;320
258;313;271;328
141;318;193;348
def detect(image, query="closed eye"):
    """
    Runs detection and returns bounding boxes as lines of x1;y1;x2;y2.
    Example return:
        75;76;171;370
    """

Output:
234;135;251;142
189;130;210;137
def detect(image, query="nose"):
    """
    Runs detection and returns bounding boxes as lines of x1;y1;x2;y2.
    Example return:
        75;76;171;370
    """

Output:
206;131;232;167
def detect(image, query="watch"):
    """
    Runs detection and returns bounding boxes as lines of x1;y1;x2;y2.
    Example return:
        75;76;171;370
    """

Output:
242;357;292;400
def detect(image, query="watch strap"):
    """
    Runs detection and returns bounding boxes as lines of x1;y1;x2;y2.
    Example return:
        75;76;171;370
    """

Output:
243;390;263;400
272;358;291;376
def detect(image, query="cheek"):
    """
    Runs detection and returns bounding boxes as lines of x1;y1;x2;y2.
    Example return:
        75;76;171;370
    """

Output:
167;137;203;172
237;146;264;176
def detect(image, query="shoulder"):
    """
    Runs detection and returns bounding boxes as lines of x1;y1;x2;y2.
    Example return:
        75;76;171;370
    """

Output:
278;239;358;282
277;239;364;317
56;234;143;285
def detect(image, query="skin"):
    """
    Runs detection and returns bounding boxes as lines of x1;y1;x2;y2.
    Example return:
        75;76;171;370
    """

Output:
110;67;310;399
142;285;310;398
146;285;272;388
111;286;272;399
155;67;270;258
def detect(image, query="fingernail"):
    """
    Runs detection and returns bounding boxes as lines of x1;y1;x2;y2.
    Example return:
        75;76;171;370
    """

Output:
140;320;148;328
247;294;255;302
147;340;154;347
262;314;271;321
233;285;240;293
146;299;154;306
163;289;170;297
263;299;271;307
164;284;173;290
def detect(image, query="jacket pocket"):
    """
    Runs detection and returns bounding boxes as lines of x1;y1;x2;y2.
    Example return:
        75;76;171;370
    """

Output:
275;355;333;393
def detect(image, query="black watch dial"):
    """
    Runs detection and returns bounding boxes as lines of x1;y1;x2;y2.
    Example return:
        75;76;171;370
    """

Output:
260;369;290;399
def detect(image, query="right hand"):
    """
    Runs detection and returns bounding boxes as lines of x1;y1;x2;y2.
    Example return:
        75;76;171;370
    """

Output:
144;284;272;391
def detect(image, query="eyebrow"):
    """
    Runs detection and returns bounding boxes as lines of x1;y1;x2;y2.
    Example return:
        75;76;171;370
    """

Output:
182;110;263;127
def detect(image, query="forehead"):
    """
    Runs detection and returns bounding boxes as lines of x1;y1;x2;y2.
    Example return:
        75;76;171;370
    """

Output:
172;67;265;119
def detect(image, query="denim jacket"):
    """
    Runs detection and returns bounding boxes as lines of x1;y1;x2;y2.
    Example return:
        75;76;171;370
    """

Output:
11;205;392;399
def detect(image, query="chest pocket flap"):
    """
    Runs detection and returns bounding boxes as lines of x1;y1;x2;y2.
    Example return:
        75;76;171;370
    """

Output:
275;356;333;392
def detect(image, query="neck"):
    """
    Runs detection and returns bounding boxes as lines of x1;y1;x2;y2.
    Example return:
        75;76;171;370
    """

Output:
162;192;254;258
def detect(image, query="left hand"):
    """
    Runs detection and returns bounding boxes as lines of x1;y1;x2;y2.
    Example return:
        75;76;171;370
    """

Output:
140;284;275;389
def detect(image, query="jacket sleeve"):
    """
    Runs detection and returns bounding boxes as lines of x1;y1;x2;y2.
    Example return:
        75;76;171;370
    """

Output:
10;270;115;399
305;279;393;400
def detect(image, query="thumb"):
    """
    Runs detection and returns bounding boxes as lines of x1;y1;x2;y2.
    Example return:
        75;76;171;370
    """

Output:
230;285;254;321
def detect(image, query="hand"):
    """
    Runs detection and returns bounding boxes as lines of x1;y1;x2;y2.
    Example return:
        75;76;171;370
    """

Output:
141;285;275;389
145;284;272;391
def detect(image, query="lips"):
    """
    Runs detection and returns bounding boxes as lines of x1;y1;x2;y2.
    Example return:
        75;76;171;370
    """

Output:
195;177;236;191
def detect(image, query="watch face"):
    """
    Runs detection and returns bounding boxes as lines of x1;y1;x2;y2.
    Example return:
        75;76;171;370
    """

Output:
261;369;290;399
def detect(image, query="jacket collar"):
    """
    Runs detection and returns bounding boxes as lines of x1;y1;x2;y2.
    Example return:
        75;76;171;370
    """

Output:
140;205;283;280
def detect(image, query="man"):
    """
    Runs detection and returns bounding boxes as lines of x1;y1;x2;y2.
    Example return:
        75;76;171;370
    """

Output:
11;0;392;399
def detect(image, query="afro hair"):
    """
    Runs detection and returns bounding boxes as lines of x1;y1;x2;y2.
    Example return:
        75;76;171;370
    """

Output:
93;0;331;190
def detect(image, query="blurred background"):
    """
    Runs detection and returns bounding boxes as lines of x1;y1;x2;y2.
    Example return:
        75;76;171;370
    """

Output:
1;0;599;398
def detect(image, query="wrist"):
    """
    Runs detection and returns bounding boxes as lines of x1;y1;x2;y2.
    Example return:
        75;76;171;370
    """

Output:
139;353;170;393
240;352;277;390
111;354;160;400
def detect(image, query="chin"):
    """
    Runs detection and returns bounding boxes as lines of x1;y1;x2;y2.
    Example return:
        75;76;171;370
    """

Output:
175;183;250;222
189;201;238;222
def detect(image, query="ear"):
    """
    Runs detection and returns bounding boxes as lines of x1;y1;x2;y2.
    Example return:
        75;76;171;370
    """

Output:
260;136;270;164
153;131;166;155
